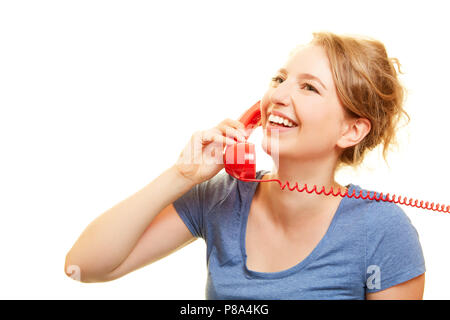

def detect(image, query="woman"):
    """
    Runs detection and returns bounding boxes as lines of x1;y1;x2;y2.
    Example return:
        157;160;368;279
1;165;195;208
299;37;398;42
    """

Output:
65;32;425;299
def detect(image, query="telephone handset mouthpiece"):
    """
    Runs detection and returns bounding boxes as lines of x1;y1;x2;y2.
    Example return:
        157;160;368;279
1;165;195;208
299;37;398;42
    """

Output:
223;100;261;180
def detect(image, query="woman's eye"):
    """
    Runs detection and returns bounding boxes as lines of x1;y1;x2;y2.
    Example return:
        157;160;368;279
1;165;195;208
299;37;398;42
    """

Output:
271;76;283;84
302;83;318;93
271;77;319;94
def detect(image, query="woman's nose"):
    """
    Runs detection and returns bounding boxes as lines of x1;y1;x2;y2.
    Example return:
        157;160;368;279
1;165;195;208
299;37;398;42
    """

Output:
270;81;292;107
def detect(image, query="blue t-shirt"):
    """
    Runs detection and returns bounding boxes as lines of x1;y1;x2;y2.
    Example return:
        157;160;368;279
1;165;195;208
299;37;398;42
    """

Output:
173;170;425;300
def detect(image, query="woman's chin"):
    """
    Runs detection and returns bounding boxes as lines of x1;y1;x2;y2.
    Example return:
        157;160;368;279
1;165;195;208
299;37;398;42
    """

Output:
262;134;295;154
261;138;292;158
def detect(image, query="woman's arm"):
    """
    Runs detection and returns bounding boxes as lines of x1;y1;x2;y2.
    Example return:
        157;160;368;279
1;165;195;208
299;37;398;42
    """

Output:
366;273;425;300
64;166;196;282
64;118;246;283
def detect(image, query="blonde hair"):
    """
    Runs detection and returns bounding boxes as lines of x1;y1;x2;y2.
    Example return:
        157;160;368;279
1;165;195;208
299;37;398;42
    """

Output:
309;32;410;170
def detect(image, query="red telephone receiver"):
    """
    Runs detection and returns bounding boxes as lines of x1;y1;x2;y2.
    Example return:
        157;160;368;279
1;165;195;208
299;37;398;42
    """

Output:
223;100;261;180
222;100;449;213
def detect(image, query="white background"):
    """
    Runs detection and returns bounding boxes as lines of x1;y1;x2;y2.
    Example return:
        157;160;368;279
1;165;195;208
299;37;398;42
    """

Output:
0;0;449;299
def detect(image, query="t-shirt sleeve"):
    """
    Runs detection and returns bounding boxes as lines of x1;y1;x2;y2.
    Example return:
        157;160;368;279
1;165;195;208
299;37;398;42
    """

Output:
172;170;236;240
364;201;426;293
172;179;206;239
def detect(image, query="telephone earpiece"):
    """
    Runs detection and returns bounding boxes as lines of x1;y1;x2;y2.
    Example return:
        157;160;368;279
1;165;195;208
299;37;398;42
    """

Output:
223;100;262;180
222;100;449;213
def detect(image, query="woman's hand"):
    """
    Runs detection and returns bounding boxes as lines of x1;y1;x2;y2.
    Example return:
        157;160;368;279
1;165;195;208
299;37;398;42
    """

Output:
173;118;248;185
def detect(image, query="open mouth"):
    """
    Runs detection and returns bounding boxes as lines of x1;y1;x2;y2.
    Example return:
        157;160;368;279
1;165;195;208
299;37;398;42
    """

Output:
267;113;298;128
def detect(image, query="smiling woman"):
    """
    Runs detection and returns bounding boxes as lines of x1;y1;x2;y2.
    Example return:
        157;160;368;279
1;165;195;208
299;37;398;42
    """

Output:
65;31;425;300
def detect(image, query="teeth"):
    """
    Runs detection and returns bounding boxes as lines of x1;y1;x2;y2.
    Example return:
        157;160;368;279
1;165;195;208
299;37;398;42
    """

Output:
268;114;296;127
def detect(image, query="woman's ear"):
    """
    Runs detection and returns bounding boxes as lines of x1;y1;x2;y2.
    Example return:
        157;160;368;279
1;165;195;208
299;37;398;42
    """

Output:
337;117;371;149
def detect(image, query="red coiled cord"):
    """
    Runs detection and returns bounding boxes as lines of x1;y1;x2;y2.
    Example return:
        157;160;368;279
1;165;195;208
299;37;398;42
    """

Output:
238;177;450;213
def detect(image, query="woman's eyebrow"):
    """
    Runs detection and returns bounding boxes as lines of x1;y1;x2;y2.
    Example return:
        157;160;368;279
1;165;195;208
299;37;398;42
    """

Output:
277;68;327;90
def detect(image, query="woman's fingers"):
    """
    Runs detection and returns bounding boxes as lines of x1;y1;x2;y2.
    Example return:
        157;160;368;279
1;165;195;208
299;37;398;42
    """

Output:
175;118;246;185
200;130;236;146
222;118;246;130
217;119;247;142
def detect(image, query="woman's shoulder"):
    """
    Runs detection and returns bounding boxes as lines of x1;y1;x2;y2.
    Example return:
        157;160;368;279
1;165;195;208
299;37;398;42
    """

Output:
350;184;426;284
198;169;266;212
347;183;415;232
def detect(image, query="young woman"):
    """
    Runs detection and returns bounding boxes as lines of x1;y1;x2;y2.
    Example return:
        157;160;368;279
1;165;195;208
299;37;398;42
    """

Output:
65;32;425;299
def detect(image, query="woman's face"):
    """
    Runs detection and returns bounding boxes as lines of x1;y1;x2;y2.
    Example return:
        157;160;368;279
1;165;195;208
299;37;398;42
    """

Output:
260;44;351;162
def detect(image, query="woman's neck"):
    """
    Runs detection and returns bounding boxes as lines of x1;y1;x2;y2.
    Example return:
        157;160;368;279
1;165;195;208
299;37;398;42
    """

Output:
255;159;347;234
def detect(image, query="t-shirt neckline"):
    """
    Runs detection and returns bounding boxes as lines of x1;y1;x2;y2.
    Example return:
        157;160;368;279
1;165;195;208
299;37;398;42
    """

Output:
239;170;354;280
